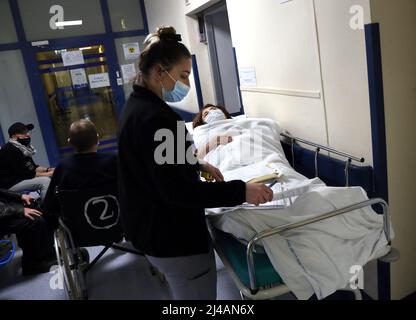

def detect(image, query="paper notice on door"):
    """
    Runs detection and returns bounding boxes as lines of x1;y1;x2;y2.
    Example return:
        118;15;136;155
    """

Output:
62;50;84;66
121;63;137;84
123;43;140;60
70;68;88;87
238;67;257;86
88;72;111;89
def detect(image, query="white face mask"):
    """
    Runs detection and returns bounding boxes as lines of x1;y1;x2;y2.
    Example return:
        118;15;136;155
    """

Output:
205;109;226;124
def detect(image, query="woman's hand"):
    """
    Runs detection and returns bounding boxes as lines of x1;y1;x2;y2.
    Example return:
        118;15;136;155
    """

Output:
200;162;224;182
246;183;274;206
23;208;43;221
21;194;33;206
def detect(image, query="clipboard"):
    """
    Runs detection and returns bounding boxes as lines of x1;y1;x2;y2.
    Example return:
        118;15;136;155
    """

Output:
247;172;282;184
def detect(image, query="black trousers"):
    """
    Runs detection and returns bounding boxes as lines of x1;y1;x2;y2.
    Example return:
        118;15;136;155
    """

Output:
0;215;55;261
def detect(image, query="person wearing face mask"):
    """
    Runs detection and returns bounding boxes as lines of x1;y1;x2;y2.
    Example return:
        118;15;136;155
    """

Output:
0;123;54;201
117;26;273;300
192;104;234;159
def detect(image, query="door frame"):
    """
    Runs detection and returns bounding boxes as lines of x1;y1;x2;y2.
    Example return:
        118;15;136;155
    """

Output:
203;2;244;116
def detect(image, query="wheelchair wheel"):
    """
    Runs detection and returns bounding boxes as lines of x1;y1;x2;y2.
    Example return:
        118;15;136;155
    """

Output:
54;228;88;300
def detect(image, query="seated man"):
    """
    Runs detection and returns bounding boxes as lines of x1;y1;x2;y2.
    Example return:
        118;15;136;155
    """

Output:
192;104;234;159
0;189;55;276
0;122;54;201
42;119;117;217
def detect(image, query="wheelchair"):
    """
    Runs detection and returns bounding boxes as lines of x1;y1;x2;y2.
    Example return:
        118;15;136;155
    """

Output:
0;239;16;267
54;185;164;300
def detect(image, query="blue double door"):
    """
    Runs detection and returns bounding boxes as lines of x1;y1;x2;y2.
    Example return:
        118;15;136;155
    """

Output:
29;38;126;165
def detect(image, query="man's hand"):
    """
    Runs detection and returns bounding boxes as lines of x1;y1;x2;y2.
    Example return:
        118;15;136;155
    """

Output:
23;208;43;221
246;183;274;206
21;194;33;206
200;162;224;182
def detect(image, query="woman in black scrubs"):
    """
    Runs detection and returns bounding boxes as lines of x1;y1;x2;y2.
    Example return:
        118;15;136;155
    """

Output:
117;26;273;300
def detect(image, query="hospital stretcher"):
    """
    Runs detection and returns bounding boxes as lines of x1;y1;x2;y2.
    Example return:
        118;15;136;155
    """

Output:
207;133;400;300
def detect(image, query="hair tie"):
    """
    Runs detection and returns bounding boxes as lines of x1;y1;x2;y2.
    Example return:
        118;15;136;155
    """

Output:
159;33;182;42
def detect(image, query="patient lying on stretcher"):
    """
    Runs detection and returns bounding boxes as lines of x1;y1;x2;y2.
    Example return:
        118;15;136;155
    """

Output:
192;104;234;159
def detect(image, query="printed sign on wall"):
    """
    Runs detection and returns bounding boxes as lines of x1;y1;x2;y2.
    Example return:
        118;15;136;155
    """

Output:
123;43;140;60
238;67;257;87
70;68;88;87
88;72;111;89
121;63;137;84
62;50;84;66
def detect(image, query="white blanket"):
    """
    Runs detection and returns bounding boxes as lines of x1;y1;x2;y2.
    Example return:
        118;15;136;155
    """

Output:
193;118;393;300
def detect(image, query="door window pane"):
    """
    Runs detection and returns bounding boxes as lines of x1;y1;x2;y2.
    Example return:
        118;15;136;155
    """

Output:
0;0;18;44
36;45;119;156
17;0;105;41
108;0;144;32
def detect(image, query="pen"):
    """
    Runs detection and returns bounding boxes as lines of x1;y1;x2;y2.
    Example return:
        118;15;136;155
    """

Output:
267;180;278;188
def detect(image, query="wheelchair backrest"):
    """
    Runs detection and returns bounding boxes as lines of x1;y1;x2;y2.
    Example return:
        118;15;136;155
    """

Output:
56;185;123;247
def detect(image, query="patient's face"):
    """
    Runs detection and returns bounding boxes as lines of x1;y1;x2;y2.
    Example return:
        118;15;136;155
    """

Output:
202;106;222;122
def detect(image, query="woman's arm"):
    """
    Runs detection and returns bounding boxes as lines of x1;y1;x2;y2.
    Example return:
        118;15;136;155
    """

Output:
196;135;233;159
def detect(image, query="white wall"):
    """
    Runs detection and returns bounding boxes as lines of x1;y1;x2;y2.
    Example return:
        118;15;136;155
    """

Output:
225;0;374;164
0;50;49;166
370;0;416;300
314;0;373;164
226;0;328;146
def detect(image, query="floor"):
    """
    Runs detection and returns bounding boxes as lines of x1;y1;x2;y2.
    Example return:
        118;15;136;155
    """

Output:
0;244;296;300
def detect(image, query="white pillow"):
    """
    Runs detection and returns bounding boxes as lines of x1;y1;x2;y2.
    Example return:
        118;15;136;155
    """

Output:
185;122;194;135
233;114;247;120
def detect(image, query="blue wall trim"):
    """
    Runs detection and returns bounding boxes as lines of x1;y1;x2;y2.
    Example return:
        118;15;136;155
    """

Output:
192;55;204;109
139;0;149;34
100;0;113;34
39;61;107;74
37;53;106;65
365;22;391;301
0;125;5;146
365;23;389;203
0;43;21;51
232;47;244;116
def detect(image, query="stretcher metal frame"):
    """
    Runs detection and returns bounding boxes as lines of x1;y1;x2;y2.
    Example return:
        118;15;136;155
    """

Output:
209;134;399;300
281;133;365;187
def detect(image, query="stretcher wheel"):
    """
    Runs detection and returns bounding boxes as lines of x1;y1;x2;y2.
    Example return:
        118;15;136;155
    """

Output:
54;228;87;300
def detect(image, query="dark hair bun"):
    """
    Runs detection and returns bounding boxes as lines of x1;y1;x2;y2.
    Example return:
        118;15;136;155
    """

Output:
139;25;191;75
157;26;182;42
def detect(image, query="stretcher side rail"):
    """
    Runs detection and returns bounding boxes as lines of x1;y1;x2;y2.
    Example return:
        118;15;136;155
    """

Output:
245;198;390;293
280;133;365;186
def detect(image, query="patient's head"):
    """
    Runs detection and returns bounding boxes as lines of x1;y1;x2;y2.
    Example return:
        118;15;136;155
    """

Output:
192;104;232;129
68;119;99;154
